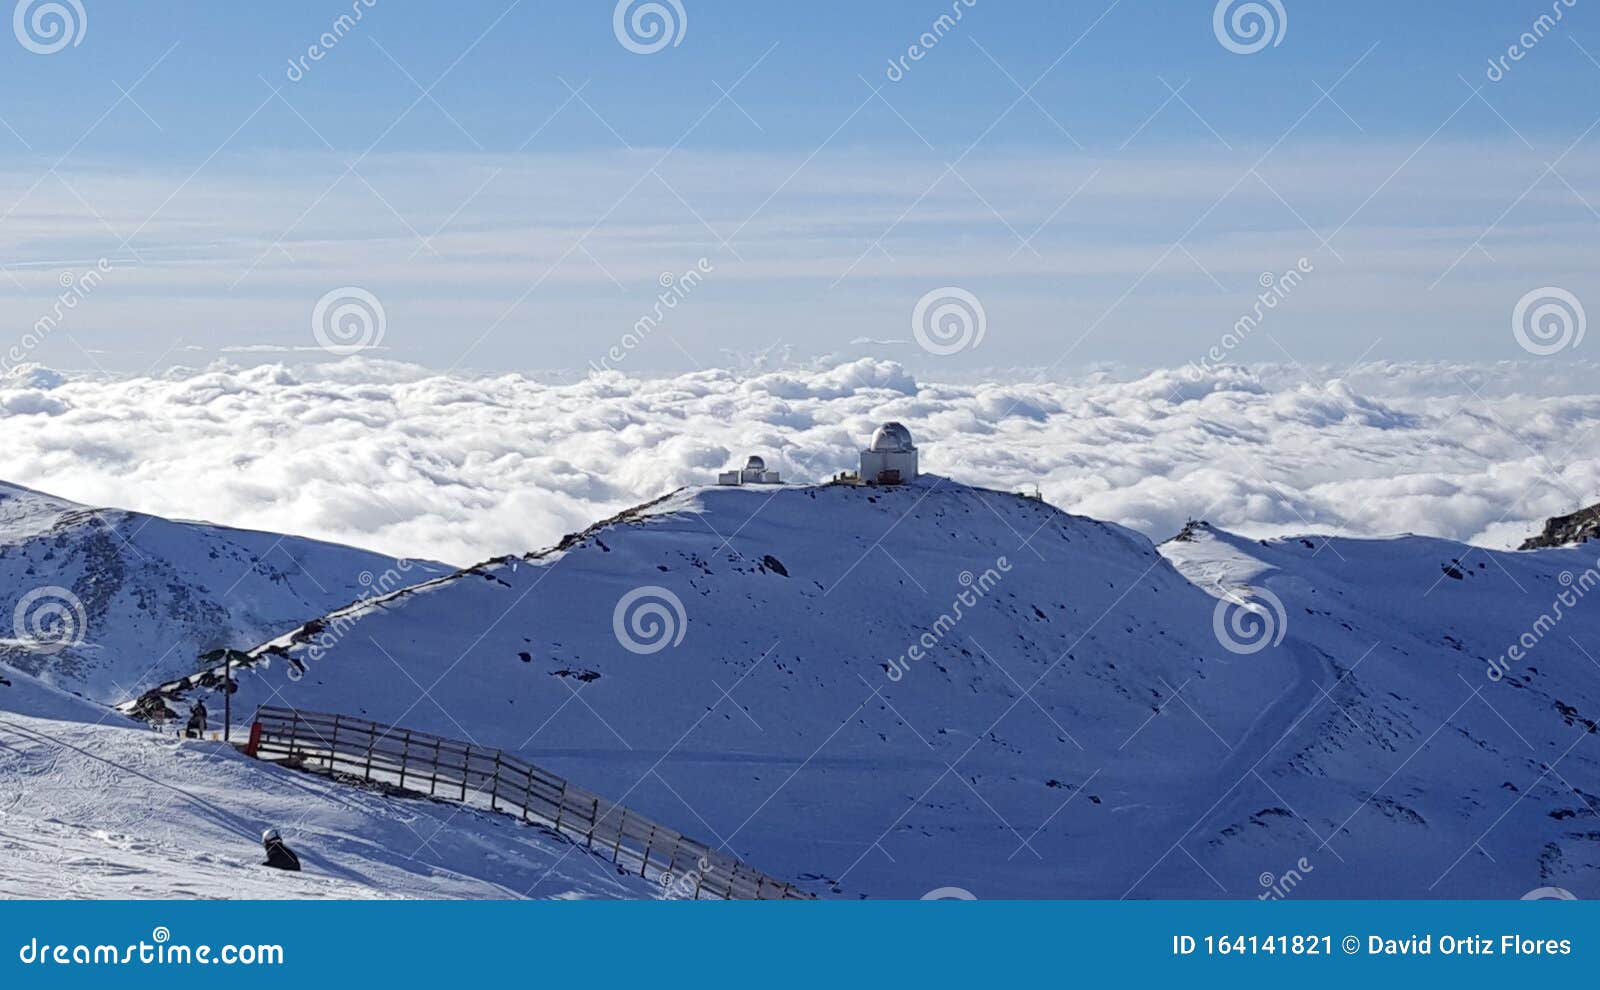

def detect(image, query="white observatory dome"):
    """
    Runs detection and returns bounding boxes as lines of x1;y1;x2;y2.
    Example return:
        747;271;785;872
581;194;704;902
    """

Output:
868;422;915;453
745;455;766;472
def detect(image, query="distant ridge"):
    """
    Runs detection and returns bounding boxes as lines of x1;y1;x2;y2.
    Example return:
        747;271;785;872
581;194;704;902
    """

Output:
1520;501;1600;550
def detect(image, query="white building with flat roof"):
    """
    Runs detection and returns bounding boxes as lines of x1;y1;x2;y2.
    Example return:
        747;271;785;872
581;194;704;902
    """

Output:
718;455;781;486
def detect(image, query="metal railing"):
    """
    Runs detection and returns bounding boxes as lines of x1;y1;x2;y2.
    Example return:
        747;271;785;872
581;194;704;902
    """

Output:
247;706;812;900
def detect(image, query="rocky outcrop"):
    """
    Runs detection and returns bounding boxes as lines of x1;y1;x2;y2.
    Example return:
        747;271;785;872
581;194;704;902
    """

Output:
1520;501;1600;550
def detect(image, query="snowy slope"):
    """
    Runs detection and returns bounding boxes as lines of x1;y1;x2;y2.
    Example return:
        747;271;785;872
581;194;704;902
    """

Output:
0;479;446;705
0;669;659;899
1161;523;1600;898
133;478;1320;898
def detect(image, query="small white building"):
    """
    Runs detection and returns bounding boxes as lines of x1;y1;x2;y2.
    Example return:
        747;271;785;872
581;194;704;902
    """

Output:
859;422;918;484
718;455;782;486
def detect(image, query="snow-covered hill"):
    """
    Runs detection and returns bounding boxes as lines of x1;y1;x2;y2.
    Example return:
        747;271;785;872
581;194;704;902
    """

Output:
0;480;447;705
0;668;658;899
1161;522;1600;898
129;478;1600;898
131;478;1316;897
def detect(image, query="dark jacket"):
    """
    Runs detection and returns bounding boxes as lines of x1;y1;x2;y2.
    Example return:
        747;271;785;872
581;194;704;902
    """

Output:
263;838;301;872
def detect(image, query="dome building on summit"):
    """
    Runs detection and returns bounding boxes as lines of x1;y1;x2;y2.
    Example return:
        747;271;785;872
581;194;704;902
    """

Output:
717;455;782;486
859;422;918;484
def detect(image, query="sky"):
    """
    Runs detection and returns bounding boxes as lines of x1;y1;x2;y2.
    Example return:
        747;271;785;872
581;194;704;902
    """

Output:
0;0;1596;376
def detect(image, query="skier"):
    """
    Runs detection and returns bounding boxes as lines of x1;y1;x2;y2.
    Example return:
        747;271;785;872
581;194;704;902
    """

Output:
185;700;208;739
261;828;301;871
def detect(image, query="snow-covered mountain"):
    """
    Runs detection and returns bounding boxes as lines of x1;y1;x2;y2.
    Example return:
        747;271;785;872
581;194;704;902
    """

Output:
11;474;1591;898
0;667;657;899
120;478;1354;897
1161;521;1600;898
129;478;1600;899
0;479;447;705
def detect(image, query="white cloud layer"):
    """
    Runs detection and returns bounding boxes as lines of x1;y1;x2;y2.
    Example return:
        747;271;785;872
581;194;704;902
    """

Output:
2;358;1597;566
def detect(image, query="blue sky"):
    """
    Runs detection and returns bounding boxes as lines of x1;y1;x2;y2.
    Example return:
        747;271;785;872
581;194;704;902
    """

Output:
1;0;1597;374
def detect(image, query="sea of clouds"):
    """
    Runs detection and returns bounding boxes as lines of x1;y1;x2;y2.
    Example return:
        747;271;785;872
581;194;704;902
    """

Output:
2;358;1597;566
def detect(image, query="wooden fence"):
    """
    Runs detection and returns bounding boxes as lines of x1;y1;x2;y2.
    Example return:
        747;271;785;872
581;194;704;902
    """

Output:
247;706;812;901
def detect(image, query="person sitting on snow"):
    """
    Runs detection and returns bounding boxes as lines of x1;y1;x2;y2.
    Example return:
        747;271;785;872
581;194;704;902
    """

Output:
261;828;301;872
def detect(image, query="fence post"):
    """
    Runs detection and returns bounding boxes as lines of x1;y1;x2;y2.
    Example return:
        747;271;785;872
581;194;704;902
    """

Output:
521;765;533;823
460;745;470;801
586;798;599;849
362;723;375;782
399;730;412;790
611;809;629;861
640;824;658;877
328;715;341;775
553;780;568;832
430;739;440;796
288;709;302;761
490;752;502;811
